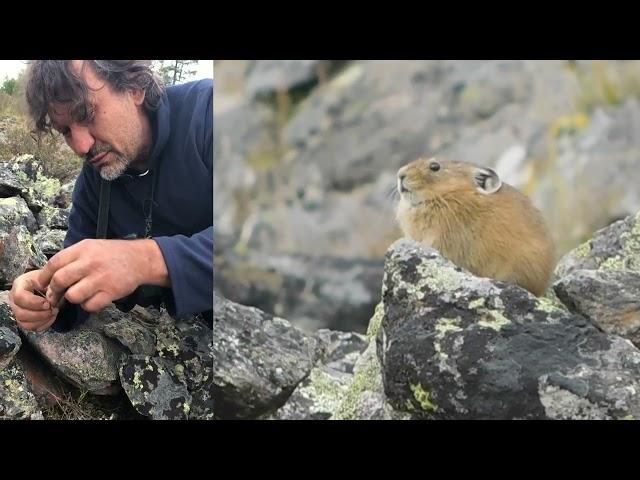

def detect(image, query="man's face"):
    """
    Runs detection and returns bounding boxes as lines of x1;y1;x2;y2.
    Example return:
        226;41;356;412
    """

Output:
48;61;151;180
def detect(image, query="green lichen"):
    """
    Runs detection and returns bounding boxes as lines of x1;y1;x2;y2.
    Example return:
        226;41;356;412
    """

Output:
537;296;566;314
621;415;635;420
600;255;625;271
477;310;511;331
573;240;593;259
183;402;191;417
410;383;438;412
132;368;144;391
366;302;385;341
0;197;18;206
299;367;350;414
435;317;463;338
469;298;486;309
332;346;381;420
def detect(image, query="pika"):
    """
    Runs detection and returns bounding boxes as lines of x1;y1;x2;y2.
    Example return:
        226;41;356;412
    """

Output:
395;157;556;296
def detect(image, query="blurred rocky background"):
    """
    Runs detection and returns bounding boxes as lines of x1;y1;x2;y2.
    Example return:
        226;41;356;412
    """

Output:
214;59;640;333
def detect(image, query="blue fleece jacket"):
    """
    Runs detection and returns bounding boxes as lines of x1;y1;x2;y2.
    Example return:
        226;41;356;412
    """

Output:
59;79;213;327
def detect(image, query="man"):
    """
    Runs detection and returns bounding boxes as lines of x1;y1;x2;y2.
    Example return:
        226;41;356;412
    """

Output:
8;60;213;332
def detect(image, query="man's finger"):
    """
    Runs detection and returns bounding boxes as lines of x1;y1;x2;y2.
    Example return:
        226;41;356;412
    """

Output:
36;245;81;292
45;261;90;306
11;288;52;312
34;315;58;333
63;276;102;306
81;291;113;313
13;306;59;327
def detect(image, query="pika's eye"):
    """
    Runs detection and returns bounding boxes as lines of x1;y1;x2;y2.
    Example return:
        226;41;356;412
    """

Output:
429;162;440;172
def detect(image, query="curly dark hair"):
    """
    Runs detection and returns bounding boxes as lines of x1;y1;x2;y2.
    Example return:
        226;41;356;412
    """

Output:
25;60;165;135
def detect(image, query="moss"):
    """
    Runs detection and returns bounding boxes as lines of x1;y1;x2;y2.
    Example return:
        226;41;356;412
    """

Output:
410;383;438;412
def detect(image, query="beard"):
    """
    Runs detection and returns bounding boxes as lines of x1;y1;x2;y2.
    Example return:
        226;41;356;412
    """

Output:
86;143;133;181
98;151;130;180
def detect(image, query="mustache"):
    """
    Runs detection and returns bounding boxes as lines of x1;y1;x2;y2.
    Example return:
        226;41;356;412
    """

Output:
85;144;114;162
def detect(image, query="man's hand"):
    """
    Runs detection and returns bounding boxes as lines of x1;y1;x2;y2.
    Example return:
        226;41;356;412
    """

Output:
38;238;170;313
8;269;59;332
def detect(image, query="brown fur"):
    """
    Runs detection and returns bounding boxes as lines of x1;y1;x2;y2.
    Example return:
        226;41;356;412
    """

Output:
395;157;556;296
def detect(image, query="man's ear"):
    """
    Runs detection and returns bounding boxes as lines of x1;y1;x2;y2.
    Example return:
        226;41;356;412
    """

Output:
131;89;146;106
474;167;502;194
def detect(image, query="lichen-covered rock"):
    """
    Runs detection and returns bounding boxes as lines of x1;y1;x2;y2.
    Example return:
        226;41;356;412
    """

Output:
554;269;640;347
378;238;640;420
0;299;21;370
332;339;411;421
266;328;370;419
112;308;213;420
0;225;47;285
119;355;192;420
268;365;352;420
554;210;640;280
20;309;126;395
2;156;62;212
36;205;70;230
0;168;26;198
53;181;74;209
0;361;44;420
211;293;319;419
32;228;66;258
0;196;38;233
102;316;157;356
327;302;411;420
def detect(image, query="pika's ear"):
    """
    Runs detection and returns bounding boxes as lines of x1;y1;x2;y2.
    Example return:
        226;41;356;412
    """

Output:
474;167;502;194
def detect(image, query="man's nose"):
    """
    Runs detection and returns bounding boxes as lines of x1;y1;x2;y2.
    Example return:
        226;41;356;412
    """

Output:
67;126;95;157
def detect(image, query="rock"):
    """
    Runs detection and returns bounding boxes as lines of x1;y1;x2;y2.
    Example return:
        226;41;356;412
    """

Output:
0;196;38;233
0;294;21;370
112;308;213;420
267;365;352;420
119;355;192;420
36;205;70;230
19;308;127;395
554;210;640;280
0;225;47;285
267;328;370;419
554;269;640;347
0;168;25;198
211;293;318;419
377;239;640;420
32;228;66;258
0;360;44;420
313;329;368;374
53;182;74;209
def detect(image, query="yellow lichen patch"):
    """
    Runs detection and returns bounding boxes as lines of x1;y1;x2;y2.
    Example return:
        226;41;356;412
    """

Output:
410;383;438;412
477;310;511;331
